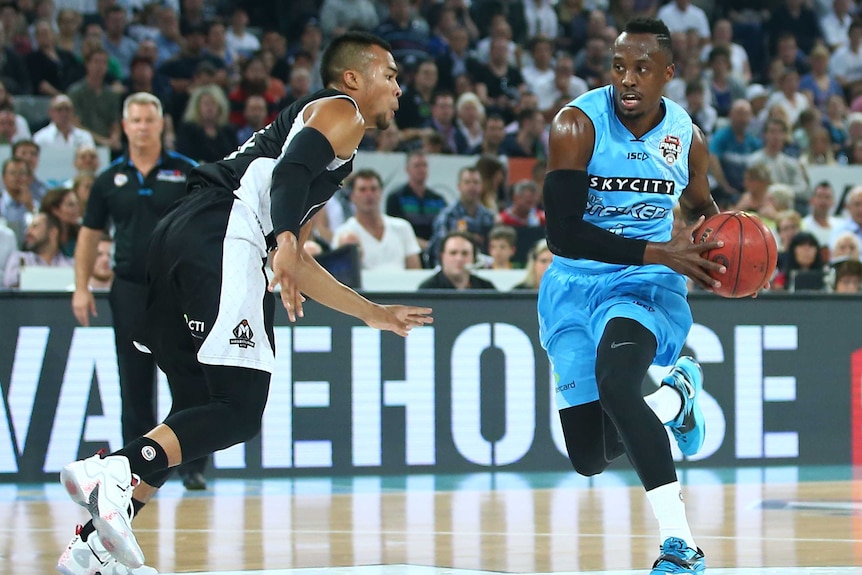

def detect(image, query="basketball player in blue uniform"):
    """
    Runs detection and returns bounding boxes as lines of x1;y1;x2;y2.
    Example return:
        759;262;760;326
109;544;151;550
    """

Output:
539;19;731;574
57;32;433;574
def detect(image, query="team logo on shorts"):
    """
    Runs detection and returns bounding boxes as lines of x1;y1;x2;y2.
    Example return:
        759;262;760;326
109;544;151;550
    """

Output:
230;319;255;348
659;135;681;165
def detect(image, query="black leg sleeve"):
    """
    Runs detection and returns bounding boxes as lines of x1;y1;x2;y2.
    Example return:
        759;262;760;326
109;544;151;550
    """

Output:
595;317;677;491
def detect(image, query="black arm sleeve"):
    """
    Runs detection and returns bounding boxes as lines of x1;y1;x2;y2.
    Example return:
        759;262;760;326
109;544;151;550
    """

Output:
270;126;337;238
543;169;648;266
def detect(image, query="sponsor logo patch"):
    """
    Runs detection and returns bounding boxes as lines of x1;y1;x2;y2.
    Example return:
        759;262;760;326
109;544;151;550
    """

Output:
230;319;255;348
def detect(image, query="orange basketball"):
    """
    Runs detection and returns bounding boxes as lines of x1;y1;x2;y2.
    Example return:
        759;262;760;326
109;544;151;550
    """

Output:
696;211;778;298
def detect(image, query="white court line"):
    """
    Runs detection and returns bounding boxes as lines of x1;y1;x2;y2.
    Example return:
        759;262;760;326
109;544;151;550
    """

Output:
153;566;862;575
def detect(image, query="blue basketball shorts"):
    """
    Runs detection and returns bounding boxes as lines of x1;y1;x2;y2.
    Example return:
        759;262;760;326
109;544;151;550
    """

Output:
537;261;692;410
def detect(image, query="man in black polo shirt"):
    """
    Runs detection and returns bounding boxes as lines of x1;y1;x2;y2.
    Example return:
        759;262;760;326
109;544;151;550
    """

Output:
71;92;208;492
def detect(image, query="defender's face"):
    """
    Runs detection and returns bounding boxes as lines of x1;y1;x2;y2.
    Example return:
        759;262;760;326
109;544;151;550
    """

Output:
365;47;402;130
611;32;673;121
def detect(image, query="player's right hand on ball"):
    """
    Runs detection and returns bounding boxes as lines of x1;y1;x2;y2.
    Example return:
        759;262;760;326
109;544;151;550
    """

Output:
653;216;726;291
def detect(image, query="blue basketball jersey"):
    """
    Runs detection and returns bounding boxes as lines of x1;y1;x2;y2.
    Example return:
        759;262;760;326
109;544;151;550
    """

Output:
557;86;693;275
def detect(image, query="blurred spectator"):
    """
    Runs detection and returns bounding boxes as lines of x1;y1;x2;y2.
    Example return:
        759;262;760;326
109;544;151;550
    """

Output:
69;169;95;213
235;94;267;145
89;231;113;290
398;59;437;130
228;55;283;126
656;0;710;37
699;18;751;83
831;185;862;246
775;231;826;291
176;84;236;164
103;5;137;78
333;169;422;270
418;231;497;290
319;0;379;39
773;33;811;76
0;105;23;145
374;123;402;152
522;36;554;89
474;14;518;66
435;24;471;93
709;99;761;204
819;0;853;52
575;36;611;90
424;90;470;154
524;0;559;39
732;163;779;228
0;221;14;286
178;0;208;36
0;81;30;139
832;259;862;292
385;150;448;250
665;53;708;107
225;7;259;59
766;67;810;127
455;91;485;152
802;181;844;251
2;212;73;287
793;107;821;151
556;0;590;57
685;80;717;136
427;165;495;265
512;237;553;289
536;53;588;118
159;22;226;108
475;154;506;211
0;19;31;94
748;118;809;204
68;47;122;151
204;17;237;76
282;65;312;108
800;45;843;115
33;94;95;150
831;230;861;262
704;46;745;118
471;35;525;118
829;19;862;101
766;0;823;58
498;178;545;227
12;140;46;202
775;208;803;264
153;6;182;65
39;186;79;257
27;18;83;96
800;125;839;166
499;108;547;159
0;2;30;56
471;112;505;155
746;83;770;138
485;224;516;269
374;0;430;66
80;32;124;86
286;20;324;91
0;157;36;246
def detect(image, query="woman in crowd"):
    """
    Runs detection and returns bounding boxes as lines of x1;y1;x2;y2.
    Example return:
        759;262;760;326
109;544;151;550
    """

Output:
513;238;553;290
176;84;237;164
39;187;80;258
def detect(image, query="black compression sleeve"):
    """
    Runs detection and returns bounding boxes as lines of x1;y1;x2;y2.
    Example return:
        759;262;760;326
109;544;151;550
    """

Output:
543;169;648;266
270;126;337;238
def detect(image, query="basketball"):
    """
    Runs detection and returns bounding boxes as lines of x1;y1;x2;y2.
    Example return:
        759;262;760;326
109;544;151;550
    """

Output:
696;211;778;298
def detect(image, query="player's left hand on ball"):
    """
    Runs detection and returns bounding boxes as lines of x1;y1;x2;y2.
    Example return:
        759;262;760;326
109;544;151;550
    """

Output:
365;304;433;337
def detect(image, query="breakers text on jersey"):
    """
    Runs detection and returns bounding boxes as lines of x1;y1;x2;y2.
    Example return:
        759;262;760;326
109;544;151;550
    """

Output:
587;193;670;220
589;175;675;194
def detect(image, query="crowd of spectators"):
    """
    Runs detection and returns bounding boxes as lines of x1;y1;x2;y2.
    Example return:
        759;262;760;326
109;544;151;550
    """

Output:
0;0;861;293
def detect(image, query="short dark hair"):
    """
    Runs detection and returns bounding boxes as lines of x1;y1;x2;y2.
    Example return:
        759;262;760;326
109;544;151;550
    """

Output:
623;18;673;63
12;139;39;156
489;224;517;247
320;31;392;87
351;168;383;188
441;230;477;260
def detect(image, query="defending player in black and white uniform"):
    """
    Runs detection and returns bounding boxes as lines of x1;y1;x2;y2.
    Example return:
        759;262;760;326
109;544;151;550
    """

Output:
57;32;433;574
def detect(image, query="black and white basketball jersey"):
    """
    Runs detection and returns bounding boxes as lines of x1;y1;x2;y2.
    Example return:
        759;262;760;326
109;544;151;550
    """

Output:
187;88;357;247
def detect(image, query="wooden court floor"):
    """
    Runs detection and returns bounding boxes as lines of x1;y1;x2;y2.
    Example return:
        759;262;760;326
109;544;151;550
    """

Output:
2;466;862;575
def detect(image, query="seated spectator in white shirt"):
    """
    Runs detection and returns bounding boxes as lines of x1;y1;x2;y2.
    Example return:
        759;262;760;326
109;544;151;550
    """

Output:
656;0;710;38
332;169;422;270
225;7;259;58
0;105;25;145
3;212;74;287
33;94;96;149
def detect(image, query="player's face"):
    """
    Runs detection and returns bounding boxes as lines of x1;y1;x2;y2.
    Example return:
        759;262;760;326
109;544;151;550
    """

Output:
364;47;402;130
611;32;673;121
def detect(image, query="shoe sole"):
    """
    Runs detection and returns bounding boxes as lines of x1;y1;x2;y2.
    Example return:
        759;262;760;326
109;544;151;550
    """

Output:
60;465;145;569
672;357;706;457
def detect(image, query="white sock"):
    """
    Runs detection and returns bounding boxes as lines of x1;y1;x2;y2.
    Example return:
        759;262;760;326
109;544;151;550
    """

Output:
646;481;696;549
645;384;683;424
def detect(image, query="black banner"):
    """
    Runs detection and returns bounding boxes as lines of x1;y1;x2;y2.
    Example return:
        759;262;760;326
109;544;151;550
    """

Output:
0;292;857;482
